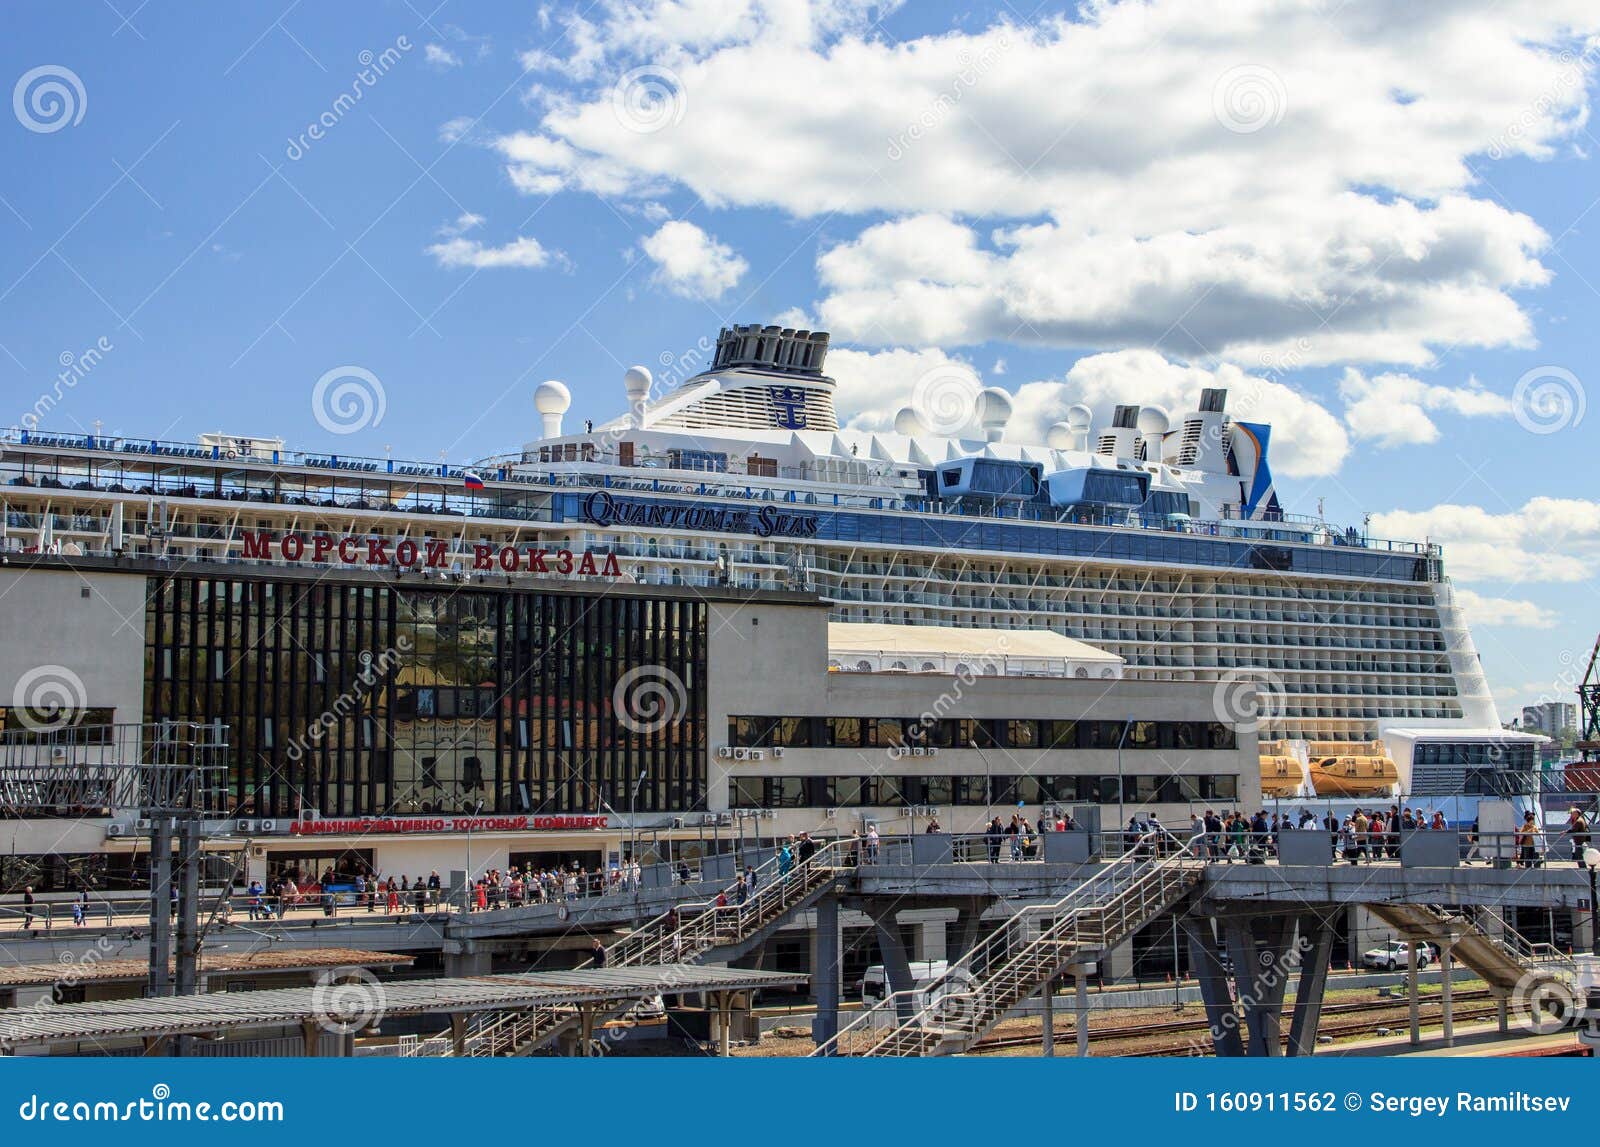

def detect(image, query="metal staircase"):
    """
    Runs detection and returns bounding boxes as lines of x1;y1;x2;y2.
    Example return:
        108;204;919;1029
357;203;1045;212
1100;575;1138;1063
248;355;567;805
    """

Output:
1368;902;1574;994
814;832;1203;1057
443;841;847;1057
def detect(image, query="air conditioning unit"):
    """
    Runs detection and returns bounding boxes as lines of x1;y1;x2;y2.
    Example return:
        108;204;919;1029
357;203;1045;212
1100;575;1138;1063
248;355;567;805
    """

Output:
134;818;153;831
824;808;838;819
926;747;939;757
920;806;939;817
716;746;736;760
912;746;928;757
760;809;778;820
716;813;733;827
733;748;752;762
749;748;766;761
771;746;784;759
672;817;685;829
258;819;277;833
106;823;127;839
236;819;256;833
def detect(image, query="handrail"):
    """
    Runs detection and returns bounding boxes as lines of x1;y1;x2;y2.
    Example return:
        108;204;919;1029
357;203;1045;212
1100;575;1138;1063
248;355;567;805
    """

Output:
814;829;1202;1057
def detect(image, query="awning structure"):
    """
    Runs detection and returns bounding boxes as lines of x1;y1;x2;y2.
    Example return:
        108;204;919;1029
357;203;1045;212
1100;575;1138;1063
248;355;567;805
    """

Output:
0;965;806;1050
0;948;413;988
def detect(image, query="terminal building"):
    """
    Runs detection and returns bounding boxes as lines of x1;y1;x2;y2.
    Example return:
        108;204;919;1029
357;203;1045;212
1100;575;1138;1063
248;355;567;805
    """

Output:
0;553;1257;894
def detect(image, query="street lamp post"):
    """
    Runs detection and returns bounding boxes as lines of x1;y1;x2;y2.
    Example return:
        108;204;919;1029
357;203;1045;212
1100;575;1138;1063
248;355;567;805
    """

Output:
1116;717;1133;845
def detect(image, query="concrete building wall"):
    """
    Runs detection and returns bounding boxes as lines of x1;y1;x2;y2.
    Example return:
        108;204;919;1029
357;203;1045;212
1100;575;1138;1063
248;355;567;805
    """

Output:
0;568;147;726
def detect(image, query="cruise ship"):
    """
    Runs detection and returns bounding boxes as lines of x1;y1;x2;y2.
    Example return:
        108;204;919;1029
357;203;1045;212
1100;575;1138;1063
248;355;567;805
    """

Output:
1;323;1540;804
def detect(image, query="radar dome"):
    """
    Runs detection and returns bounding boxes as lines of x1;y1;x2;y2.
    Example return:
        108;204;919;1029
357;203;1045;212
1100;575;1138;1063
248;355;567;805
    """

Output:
1136;405;1170;436
1046;422;1074;450
535;380;572;438
894;407;927;436
1066;403;1093;430
623;366;652;401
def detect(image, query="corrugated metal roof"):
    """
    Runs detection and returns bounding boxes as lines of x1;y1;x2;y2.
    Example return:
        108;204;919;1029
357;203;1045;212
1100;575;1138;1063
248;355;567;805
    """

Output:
0;965;805;1048
0;948;414;988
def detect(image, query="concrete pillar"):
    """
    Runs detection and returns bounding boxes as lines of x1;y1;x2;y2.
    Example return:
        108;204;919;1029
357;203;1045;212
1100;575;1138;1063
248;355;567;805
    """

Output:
870;909;917;1025
303;1018;321;1057
811;896;842;1052
1075;973;1090;1057
950;898;986;960
445;948;492;978
1228;915;1293;1056
1041;976;1056;1057
1184;919;1244;1057
1497;993;1509;1034
1101;937;1135;984
1287;914;1335;1057
450;1014;466;1057
1439;940;1455;1048
913;919;948;963
716;992;732;1056
1407;940;1420;1046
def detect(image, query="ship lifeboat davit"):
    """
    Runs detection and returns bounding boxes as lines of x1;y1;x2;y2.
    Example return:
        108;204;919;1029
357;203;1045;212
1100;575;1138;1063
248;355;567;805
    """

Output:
1308;754;1399;797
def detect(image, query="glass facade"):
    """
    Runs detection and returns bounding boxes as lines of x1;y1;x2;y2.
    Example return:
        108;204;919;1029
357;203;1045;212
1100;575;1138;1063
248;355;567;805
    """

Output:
729;715;1237;751
144;574;706;818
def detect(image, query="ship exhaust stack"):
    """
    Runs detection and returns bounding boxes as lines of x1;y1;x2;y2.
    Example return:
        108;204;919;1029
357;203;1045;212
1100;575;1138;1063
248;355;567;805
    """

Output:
1097;404;1142;459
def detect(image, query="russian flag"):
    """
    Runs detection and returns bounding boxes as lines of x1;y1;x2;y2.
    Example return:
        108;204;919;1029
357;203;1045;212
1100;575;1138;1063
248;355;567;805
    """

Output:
462;470;485;492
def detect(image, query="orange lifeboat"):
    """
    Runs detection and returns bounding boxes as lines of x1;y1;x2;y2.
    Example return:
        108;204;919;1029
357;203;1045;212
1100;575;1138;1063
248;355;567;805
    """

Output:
1306;742;1398;797
1257;740;1305;797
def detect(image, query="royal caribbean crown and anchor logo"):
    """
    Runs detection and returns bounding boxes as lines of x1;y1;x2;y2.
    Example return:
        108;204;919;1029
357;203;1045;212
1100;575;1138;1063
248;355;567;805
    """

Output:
769;386;809;429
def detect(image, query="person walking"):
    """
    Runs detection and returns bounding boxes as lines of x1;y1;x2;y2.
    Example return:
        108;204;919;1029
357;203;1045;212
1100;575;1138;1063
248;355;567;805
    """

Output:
1567;805;1591;867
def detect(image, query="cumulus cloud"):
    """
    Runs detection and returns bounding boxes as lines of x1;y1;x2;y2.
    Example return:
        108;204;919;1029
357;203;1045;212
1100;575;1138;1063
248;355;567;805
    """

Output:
826;345;1349;477
425;44;462;68
1368;497;1600;583
639;220;747;299
493;0;1596;365
1338;368;1513;447
1452;588;1559;629
425;215;566;270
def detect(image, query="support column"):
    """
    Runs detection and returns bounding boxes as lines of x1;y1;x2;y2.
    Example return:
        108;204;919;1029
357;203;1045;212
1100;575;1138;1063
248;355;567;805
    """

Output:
716;992;732;1057
1041;976;1056;1057
1497;993;1509;1033
1184;918;1244;1057
1407;939;1420;1046
302;1019;321;1057
450;1014;466;1057
950;898;986;960
1439;939;1455;1048
1227;915;1294;1056
811;895;842;1052
1075;972;1090;1057
1287;914;1335;1057
869;908;917;1025
147;819;174;998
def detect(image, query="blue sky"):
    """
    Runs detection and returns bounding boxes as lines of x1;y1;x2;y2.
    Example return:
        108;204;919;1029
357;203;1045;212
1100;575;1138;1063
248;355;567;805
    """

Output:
3;1;1597;722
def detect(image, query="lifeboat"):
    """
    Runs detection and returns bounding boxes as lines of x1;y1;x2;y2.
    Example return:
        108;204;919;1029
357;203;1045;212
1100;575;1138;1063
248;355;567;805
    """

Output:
1257;739;1306;797
1307;744;1398;797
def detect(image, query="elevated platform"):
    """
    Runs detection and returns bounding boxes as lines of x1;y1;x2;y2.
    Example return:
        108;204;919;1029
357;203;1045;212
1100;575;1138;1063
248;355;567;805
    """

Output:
0;965;805;1056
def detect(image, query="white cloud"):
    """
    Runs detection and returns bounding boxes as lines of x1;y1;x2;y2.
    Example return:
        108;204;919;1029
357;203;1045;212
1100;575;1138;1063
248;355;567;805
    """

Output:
426;216;566;270
1452;588;1559;629
639;220;747;299
1338;368;1513;447
826;345;1349;477
425;43;462;68
497;0;1598;365
438;116;476;144
1369;497;1600;583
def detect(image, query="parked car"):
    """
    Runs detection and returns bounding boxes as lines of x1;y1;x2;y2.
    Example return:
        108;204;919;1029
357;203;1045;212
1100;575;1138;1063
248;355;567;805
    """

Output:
1361;940;1435;970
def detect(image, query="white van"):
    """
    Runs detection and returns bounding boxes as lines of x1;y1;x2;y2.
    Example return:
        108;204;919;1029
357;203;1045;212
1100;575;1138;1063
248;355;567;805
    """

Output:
858;960;950;1003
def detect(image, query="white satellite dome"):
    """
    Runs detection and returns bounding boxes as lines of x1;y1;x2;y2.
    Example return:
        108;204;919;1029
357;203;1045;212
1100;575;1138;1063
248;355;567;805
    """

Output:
1136;405;1170;436
623;366;652;401
1046;422;1074;450
535;380;572;437
1066;403;1093;430
894;407;928;436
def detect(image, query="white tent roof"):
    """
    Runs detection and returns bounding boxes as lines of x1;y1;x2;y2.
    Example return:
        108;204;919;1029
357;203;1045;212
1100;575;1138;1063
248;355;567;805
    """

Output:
828;622;1122;664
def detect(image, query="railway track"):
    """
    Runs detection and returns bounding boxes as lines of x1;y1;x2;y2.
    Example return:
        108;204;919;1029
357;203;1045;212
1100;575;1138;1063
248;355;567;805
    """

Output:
970;990;1495;1055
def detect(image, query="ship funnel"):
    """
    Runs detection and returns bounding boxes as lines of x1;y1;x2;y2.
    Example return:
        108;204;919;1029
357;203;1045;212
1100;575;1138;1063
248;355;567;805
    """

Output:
1097;404;1142;459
